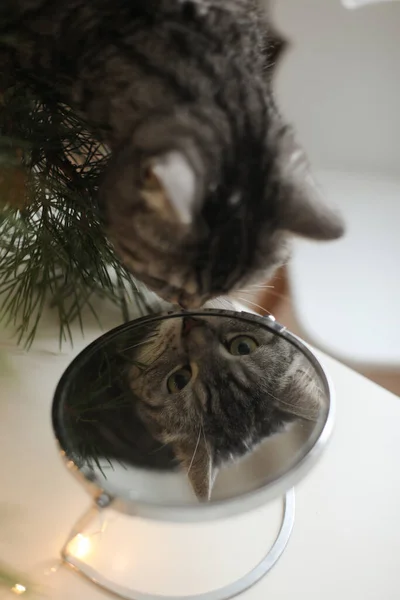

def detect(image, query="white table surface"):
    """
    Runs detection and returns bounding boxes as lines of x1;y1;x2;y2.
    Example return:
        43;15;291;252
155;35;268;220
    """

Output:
1;300;400;599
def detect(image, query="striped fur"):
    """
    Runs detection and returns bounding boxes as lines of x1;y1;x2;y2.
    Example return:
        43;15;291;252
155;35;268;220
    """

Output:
129;315;324;500
1;1;343;307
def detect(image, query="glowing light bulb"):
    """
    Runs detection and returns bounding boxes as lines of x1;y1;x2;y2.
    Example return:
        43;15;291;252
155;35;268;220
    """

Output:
11;583;26;595
67;533;92;559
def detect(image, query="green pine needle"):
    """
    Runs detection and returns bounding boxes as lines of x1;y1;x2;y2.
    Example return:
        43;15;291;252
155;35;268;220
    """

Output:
0;77;150;347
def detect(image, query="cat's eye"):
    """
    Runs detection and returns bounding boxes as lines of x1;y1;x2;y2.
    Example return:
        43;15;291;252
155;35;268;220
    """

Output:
167;366;192;393
228;336;259;356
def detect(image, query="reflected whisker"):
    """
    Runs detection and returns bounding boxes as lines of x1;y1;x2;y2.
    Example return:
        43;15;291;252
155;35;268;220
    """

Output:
123;336;158;351
202;424;211;461
298;367;324;396
187;427;202;474
262;386;320;420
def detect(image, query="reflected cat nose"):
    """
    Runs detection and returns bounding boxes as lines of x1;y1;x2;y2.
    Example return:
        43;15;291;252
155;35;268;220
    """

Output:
182;317;202;335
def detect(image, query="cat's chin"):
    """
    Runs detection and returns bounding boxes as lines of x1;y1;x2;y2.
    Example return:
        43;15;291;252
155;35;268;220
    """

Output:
202;297;236;311
152;290;233;311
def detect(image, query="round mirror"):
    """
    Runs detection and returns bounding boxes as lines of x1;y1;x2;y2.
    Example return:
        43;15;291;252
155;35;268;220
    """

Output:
52;310;333;521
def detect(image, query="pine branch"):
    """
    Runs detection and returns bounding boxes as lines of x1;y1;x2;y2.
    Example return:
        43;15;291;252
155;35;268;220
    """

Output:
0;74;150;347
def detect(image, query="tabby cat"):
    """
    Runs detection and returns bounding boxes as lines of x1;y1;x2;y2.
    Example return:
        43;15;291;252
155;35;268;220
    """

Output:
0;1;343;307
127;314;323;500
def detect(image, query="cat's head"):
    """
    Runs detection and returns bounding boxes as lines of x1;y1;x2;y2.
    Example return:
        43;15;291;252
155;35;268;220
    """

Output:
128;315;322;500
101;110;344;308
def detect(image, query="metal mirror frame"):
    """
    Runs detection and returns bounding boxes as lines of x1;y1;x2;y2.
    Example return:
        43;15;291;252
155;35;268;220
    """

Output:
52;309;335;523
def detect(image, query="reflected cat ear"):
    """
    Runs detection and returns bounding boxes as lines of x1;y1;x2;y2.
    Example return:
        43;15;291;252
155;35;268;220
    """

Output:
173;439;217;501
275;132;345;240
141;151;197;225
276;365;323;423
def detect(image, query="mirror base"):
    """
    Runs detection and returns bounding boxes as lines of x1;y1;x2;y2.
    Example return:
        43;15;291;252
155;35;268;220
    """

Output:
62;489;295;600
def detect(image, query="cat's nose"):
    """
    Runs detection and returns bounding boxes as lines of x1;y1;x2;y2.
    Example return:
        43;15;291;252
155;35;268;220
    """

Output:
178;292;204;310
177;298;188;310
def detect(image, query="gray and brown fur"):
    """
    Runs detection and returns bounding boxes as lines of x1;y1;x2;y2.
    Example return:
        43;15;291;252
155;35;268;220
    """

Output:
1;1;343;307
128;314;323;500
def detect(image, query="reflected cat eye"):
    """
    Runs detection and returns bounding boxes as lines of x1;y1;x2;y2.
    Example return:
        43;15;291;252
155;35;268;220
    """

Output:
228;336;259;356
167;365;193;393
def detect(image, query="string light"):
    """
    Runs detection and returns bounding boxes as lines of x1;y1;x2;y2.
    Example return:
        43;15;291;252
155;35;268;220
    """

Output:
66;533;92;560
43;562;62;577
11;583;26;595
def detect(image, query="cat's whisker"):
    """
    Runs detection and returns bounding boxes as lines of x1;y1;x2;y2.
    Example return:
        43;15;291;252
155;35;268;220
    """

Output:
207;296;233;310
237;297;272;315
238;288;290;303
260;289;289;302
205;298;219;309
243;284;275;290
187;427;202;475
201;424;211;461
219;296;234;309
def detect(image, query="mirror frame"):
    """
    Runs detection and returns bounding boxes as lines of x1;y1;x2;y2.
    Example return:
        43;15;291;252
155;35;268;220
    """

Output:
52;309;335;523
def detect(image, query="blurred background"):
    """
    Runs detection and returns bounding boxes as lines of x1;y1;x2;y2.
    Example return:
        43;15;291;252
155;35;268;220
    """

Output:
252;0;400;395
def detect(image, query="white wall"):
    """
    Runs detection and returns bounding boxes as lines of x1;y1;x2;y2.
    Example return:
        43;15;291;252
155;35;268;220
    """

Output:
269;0;400;177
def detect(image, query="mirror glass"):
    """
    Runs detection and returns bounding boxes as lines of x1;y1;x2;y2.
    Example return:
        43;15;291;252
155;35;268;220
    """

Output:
53;311;330;506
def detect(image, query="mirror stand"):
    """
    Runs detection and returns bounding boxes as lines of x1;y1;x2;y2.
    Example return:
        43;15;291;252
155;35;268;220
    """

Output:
61;489;295;600
53;310;333;599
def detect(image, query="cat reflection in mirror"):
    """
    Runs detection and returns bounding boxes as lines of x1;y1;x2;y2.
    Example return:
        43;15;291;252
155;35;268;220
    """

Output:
2;0;343;308
127;315;323;501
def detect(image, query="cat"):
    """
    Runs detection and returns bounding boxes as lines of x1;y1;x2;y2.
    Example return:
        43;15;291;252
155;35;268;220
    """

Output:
0;1;343;308
65;312;324;501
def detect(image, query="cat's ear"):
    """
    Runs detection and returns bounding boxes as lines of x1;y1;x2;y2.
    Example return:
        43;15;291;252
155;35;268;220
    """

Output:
173;439;217;501
275;132;345;240
140;151;197;225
